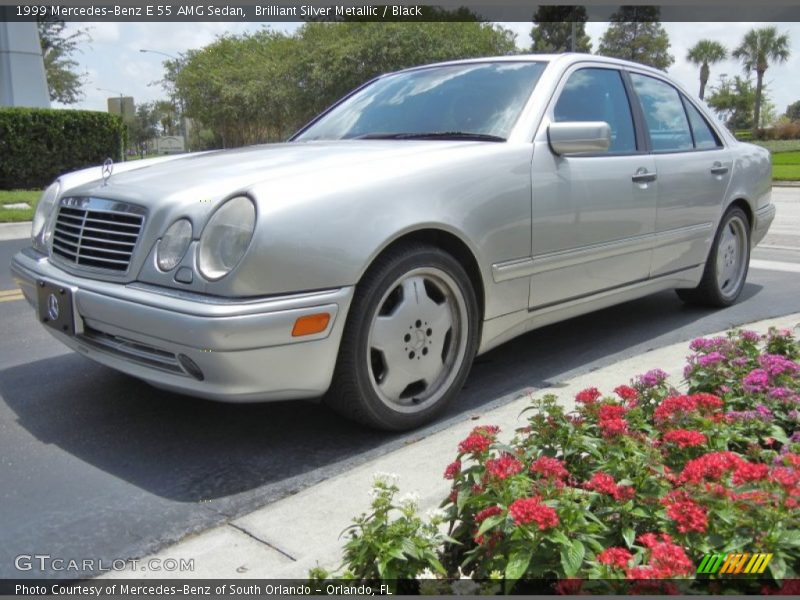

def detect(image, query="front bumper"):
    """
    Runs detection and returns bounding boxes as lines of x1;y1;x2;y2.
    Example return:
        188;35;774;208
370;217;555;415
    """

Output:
11;248;354;402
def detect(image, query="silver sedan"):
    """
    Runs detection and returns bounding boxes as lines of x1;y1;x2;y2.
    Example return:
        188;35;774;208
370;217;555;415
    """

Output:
11;54;774;430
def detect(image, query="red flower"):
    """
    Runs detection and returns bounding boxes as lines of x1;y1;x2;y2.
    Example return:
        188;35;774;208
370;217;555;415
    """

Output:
472;425;500;437
678;452;742;485
627;533;694;578
485;454;524;481
585;472;634;502
597;403;629;437
662;429;707;448
474;505;503;523
458;433;492;455
553;579;584;595
732;461;769;485
771;466;800;489
530;456;570;481
614;385;638;403
443;460;461;480
661;491;708;533
654;394;723;425
597;547;633;569
508;497;559;530
576;387;602;405
598;404;627;421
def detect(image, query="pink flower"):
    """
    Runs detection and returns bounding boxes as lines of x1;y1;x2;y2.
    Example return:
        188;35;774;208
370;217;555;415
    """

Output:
743;368;770;393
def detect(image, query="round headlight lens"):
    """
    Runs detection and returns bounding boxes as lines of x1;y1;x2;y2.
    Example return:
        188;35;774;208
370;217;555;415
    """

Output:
31;181;61;250
157;219;193;272
197;196;256;280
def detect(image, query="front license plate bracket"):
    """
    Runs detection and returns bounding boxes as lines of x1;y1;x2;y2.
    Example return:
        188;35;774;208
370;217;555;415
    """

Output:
37;280;76;337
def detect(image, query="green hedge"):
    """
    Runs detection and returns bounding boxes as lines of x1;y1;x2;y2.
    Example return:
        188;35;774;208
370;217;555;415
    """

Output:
0;108;124;189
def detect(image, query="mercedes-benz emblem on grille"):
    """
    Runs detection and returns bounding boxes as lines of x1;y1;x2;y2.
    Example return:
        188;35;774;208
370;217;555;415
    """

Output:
47;293;60;321
102;158;114;186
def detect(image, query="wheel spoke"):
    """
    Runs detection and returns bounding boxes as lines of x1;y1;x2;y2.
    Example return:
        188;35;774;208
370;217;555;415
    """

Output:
378;364;418;400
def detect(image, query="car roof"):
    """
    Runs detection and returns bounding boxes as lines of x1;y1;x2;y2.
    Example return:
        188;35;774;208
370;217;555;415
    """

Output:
395;53;668;78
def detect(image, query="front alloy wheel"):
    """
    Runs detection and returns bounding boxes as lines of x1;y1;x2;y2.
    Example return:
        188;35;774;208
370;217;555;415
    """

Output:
326;243;479;430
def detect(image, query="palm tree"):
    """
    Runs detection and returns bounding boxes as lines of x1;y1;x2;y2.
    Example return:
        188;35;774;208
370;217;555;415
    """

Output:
733;26;791;136
686;40;727;100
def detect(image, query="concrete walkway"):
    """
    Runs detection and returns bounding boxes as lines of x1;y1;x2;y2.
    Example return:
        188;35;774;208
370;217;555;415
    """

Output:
101;312;800;581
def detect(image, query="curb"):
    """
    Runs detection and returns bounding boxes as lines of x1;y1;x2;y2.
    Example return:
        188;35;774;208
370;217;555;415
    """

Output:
100;312;800;581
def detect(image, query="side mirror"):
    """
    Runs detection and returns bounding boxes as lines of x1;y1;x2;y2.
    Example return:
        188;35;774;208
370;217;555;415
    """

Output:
548;121;611;156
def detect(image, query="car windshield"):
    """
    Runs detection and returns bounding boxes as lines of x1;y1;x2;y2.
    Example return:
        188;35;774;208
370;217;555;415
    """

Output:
294;61;547;142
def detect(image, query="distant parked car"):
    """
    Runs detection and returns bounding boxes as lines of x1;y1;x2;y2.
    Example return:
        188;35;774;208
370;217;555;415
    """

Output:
12;54;774;430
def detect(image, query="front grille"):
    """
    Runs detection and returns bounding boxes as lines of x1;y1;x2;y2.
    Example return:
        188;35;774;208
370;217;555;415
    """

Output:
51;199;145;272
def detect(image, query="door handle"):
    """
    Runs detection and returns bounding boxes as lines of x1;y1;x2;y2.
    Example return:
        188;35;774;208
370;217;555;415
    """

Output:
711;163;729;176
632;168;657;183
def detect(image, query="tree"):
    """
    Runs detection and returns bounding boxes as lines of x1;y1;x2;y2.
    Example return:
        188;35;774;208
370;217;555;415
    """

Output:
732;26;791;137
706;75;758;130
36;18;88;104
786;100;800;122
530;6;591;53
126;102;160;157
174;22;518;148
596;6;674;70
686;40;727;100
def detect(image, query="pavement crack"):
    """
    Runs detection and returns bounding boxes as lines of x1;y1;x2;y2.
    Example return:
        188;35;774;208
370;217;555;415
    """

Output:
228;523;297;562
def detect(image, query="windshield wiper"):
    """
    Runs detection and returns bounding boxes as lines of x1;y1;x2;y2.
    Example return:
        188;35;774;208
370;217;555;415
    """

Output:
354;132;506;142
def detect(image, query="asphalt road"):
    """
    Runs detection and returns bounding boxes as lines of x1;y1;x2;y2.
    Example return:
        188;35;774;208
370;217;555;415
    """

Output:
1;191;799;578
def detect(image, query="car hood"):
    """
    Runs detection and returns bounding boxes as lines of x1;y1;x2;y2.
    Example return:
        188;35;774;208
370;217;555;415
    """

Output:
65;140;498;208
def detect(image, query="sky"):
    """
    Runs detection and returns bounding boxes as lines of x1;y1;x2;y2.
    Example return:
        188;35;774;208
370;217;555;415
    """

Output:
61;21;800;119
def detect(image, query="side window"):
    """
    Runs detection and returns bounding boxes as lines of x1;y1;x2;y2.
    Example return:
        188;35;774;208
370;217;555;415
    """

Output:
683;99;722;149
630;73;693;153
553;68;636;153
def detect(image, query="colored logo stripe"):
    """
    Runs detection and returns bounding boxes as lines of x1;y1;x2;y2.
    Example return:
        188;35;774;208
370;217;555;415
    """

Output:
697;553;772;575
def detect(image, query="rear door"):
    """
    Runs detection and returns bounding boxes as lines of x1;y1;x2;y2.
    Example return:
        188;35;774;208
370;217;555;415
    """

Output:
529;65;657;309
627;72;732;277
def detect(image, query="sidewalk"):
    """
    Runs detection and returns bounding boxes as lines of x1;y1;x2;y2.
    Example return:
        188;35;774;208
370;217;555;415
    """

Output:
101;312;800;581
0;222;30;241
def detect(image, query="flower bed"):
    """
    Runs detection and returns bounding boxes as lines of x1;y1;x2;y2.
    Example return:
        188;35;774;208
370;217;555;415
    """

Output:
312;327;800;593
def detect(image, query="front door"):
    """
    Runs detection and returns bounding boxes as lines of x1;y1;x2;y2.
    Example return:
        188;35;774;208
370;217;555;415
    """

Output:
530;65;657;309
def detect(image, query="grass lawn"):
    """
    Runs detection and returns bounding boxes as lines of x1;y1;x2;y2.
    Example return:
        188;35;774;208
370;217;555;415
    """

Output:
771;150;800;181
752;139;800;153
0;189;40;223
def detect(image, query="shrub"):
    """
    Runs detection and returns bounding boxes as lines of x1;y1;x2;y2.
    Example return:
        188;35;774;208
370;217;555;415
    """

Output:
0;107;124;189
317;328;800;593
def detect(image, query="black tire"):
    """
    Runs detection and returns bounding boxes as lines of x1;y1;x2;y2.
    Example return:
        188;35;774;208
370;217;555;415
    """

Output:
325;242;480;431
676;206;751;307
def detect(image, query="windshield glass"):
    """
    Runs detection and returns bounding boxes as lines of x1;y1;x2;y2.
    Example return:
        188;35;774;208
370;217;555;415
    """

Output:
294;61;547;142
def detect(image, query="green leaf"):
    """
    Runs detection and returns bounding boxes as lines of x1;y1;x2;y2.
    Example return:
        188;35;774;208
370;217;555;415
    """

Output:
476;514;505;537
505;549;533;585
768;555;787;580
560;539;585;577
456;488;470;512
622;527;635;549
769;424;789;444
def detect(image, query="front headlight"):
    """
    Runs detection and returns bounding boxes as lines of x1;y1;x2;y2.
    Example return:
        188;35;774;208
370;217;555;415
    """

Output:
197;196;256;280
31;181;61;251
157;219;193;271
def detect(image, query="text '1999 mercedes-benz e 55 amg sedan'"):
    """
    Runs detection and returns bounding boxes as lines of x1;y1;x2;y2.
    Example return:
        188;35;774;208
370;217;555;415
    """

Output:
11;54;774;430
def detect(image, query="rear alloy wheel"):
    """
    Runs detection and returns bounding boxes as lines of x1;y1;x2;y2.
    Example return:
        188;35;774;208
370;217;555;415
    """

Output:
676;207;751;307
326;243;479;430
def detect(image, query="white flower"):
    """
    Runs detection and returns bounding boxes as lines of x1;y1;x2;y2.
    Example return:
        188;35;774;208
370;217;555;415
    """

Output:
397;491;420;508
372;472;400;486
426;508;447;523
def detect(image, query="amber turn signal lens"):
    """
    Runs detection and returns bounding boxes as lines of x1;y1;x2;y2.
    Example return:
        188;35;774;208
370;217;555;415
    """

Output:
292;313;331;337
